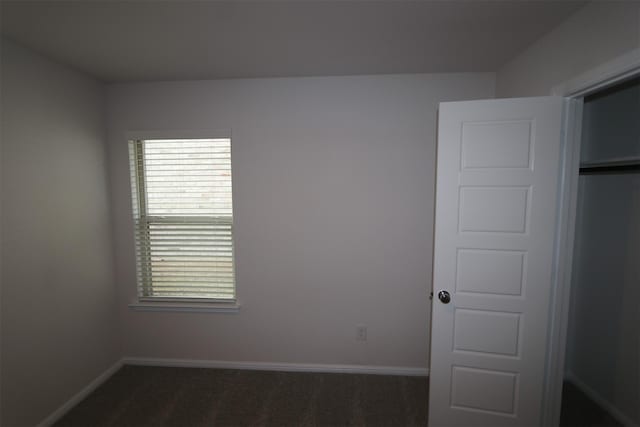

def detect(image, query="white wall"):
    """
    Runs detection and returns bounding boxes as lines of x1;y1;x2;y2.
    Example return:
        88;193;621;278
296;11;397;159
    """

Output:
566;80;640;425
496;1;640;97
0;39;119;426
107;73;495;368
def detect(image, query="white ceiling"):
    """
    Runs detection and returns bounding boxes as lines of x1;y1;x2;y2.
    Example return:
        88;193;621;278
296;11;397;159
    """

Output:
0;1;585;83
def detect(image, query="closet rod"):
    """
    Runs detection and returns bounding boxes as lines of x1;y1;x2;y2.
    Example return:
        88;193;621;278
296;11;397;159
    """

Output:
579;163;640;175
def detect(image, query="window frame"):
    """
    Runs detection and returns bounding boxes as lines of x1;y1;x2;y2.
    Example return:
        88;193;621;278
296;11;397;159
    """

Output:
125;131;240;313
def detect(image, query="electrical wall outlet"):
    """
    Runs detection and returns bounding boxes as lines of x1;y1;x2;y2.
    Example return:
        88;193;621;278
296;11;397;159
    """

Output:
356;324;367;341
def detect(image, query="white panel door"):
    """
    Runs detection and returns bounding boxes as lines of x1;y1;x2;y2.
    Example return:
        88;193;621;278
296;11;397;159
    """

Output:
429;97;564;427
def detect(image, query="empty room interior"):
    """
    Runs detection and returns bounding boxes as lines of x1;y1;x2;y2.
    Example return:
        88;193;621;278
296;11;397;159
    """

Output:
1;1;639;426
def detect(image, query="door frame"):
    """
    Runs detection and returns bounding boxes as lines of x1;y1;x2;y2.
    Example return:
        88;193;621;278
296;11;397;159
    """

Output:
541;47;640;427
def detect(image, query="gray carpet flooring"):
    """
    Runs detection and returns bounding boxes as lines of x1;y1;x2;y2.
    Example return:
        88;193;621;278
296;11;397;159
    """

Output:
53;365;429;427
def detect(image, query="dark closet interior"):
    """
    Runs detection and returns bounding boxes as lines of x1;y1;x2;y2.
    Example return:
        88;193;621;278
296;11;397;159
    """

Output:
561;76;640;427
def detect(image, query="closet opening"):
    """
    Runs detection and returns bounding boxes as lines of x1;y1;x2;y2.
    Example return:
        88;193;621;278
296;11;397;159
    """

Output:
559;76;640;427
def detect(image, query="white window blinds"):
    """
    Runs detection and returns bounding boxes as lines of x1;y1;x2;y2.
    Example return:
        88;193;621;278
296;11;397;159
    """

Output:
129;138;235;301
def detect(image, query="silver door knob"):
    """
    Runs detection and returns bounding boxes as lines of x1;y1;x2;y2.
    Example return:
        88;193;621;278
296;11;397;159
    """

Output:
438;290;451;304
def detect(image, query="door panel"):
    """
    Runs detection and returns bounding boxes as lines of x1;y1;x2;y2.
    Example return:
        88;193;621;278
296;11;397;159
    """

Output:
459;186;530;233
453;309;520;356
429;97;564;427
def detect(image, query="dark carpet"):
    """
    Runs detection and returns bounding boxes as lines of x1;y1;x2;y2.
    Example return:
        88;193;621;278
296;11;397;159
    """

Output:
560;381;622;427
53;365;429;427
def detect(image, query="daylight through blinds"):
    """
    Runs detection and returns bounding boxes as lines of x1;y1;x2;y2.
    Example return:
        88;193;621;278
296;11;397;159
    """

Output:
129;138;235;300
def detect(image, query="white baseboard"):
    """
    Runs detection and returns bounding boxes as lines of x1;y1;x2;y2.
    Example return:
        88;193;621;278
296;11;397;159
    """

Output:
565;372;639;427
122;357;429;377
38;359;124;427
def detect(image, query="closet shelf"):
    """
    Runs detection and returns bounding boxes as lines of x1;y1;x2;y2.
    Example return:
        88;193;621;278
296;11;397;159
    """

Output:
579;157;640;175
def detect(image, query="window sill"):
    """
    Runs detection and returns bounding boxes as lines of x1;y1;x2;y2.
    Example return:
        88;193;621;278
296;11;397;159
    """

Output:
128;301;241;313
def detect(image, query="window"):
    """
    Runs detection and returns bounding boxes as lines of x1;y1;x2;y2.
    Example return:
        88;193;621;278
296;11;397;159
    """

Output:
129;138;235;302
